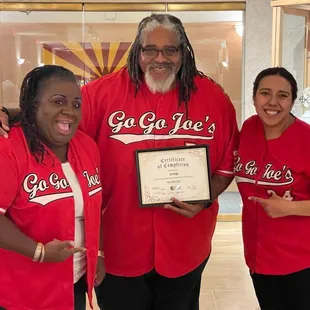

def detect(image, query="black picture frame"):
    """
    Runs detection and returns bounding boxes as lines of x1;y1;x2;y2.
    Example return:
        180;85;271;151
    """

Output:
135;145;212;207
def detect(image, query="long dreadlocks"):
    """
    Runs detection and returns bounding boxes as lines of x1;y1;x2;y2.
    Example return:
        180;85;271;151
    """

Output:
127;14;205;115
12;65;77;162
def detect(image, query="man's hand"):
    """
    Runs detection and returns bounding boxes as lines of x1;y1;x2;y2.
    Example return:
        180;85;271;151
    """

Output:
164;198;204;218
249;193;294;218
94;256;106;287
0;108;9;138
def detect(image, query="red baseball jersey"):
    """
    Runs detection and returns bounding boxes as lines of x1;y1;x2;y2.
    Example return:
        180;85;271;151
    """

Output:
80;67;238;277
0;126;102;310
236;115;310;275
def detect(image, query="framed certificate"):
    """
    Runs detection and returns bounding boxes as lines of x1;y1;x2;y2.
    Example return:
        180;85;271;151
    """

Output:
135;145;212;207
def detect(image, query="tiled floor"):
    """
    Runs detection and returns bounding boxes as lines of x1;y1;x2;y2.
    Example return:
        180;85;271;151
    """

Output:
200;222;259;310
87;222;259;309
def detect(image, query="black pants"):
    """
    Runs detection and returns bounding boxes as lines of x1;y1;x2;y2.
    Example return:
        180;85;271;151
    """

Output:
0;275;87;310
251;268;310;310
95;256;209;310
74;274;87;310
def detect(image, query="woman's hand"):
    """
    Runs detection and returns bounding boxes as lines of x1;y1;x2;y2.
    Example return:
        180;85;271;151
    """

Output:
249;193;294;218
43;239;86;263
94;256;106;286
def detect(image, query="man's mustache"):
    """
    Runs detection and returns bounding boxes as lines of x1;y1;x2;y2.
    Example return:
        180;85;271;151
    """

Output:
147;62;174;70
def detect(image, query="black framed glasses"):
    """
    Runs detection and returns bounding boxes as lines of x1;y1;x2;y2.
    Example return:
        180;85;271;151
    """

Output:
141;46;180;59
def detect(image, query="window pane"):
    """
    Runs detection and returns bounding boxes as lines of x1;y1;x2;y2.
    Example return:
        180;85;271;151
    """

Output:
82;11;155;85
0;10;83;108
169;11;244;128
282;13;306;118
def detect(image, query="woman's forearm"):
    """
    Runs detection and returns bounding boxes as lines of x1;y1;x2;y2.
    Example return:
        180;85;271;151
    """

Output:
0;215;37;259
290;200;310;216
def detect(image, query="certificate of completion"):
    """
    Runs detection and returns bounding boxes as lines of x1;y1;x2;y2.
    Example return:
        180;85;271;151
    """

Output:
135;145;212;207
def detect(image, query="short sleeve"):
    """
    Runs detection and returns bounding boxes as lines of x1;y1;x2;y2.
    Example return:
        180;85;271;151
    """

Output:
0;146;19;214
214;96;240;177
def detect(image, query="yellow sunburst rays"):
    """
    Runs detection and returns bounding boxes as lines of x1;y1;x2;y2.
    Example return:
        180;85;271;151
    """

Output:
62;42;102;77
43;49;95;80
42;44;96;81
91;41;105;73
106;42;132;73
42;41;132;80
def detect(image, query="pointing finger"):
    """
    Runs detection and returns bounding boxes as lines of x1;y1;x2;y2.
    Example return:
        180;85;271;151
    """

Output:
67;247;86;256
248;196;267;204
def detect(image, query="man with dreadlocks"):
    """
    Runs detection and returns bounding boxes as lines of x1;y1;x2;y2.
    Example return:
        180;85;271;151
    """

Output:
0;14;238;310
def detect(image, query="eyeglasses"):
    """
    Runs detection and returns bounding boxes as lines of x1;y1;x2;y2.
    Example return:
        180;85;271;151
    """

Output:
141;46;180;59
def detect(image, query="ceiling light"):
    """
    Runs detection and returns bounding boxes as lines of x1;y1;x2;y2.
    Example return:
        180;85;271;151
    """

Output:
17;58;25;65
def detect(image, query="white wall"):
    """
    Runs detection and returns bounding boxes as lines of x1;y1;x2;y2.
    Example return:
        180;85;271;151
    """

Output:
243;0;272;121
282;14;306;117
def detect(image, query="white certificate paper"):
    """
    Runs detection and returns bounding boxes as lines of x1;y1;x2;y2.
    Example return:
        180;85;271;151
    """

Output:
136;146;211;207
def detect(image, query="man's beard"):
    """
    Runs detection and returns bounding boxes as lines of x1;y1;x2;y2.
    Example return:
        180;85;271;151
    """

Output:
145;63;177;94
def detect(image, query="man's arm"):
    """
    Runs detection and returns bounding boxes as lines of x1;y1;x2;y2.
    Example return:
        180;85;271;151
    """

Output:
0;107;20;138
211;89;239;200
211;174;233;201
164;90;239;218
6;108;20;119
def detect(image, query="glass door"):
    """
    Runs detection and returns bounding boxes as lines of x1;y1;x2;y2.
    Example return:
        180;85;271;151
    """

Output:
271;3;310;119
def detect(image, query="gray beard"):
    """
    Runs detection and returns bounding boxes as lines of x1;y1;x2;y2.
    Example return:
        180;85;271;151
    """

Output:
145;69;177;94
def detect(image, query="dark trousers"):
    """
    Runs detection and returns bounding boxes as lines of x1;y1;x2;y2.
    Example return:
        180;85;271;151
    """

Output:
95;256;209;310
74;274;87;310
0;275;87;310
251;268;310;310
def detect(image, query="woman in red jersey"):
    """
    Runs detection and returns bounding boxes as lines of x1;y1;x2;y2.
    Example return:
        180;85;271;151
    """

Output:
235;67;310;310
0;65;104;310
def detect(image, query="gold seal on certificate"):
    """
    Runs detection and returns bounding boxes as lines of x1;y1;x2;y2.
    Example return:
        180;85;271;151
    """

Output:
135;145;212;207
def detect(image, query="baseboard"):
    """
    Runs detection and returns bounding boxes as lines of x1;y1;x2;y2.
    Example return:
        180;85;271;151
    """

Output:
217;213;241;221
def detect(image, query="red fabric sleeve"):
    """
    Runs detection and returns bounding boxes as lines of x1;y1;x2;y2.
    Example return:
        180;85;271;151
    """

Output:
0;141;19;214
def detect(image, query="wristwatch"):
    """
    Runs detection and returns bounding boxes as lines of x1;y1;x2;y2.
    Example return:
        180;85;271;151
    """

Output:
0;106;9;118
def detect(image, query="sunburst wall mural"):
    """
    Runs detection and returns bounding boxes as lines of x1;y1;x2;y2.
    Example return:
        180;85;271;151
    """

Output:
42;42;132;85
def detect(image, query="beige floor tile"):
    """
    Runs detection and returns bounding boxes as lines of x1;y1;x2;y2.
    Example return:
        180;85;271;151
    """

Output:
202;268;254;292
199;291;217;310
207;255;246;271
213;290;259;310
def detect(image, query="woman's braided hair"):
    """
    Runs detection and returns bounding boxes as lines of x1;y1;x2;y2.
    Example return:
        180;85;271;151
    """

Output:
12;65;76;162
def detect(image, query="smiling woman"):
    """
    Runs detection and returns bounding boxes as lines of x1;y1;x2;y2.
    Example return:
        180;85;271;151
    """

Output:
17;66;83;162
235;67;310;310
0;65;104;310
252;67;297;140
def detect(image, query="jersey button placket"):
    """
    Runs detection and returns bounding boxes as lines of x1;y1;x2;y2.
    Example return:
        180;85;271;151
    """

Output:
155;97;165;148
